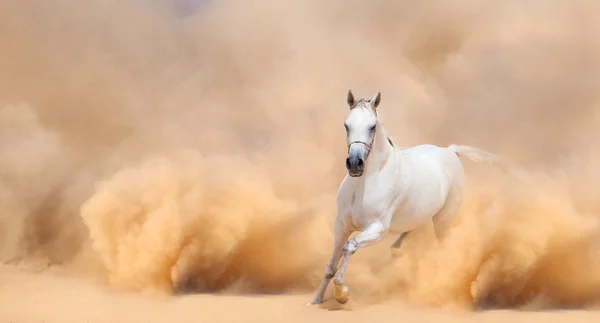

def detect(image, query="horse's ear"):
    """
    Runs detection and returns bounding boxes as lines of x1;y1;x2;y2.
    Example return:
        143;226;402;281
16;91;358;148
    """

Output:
371;92;381;109
347;89;355;108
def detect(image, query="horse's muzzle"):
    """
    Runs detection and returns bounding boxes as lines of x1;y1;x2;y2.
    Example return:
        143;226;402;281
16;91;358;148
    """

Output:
346;154;364;177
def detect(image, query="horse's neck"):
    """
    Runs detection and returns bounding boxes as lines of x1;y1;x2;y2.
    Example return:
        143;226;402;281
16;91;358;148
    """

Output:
364;122;394;176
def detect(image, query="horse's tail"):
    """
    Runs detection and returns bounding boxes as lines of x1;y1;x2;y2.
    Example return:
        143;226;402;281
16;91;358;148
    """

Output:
448;144;513;172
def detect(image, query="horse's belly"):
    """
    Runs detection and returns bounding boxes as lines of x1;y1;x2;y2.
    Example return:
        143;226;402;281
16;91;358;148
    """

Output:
388;209;433;233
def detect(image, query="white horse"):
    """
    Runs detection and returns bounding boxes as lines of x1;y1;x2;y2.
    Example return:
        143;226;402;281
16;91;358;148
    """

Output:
308;90;505;305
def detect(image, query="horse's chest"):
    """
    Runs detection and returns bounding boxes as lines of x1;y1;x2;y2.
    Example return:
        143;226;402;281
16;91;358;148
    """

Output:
348;189;395;229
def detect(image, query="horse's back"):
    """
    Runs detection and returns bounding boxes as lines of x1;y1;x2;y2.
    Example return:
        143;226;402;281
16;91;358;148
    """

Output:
399;144;463;169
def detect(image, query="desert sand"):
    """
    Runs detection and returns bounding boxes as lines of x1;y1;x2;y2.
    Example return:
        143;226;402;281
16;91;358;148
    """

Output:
3;0;600;322
3;263;600;323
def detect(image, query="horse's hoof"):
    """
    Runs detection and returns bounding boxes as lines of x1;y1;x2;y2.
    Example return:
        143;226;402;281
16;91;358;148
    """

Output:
334;284;349;304
306;298;321;306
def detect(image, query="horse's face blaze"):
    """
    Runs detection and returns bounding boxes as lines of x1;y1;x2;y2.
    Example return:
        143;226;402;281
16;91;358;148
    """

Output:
344;97;378;177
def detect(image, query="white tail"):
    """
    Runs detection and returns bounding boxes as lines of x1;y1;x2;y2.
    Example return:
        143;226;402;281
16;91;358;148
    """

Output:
448;144;513;171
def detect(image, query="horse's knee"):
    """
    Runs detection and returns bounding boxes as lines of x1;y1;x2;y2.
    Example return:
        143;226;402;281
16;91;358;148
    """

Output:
324;266;336;279
342;239;357;255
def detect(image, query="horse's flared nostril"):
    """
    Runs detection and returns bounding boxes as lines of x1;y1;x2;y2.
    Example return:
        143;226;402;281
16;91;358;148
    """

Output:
346;158;351;170
357;159;364;168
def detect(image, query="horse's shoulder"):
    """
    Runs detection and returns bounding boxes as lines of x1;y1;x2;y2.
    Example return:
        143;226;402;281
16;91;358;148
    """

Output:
336;175;355;200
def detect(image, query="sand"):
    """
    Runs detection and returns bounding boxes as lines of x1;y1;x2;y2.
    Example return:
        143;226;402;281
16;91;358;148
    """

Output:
3;1;600;322
2;264;600;323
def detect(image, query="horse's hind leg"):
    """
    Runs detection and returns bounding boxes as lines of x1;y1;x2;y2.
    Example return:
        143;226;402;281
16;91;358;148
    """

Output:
390;231;411;249
432;182;464;242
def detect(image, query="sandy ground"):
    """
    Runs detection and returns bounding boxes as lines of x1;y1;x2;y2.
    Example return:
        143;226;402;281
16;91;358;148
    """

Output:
2;264;600;323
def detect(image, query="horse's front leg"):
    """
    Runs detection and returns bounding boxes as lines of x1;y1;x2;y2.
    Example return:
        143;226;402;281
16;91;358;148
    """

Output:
307;218;351;305
332;220;386;304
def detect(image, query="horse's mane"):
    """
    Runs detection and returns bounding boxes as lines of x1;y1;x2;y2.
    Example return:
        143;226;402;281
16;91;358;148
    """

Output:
387;135;397;148
350;98;371;109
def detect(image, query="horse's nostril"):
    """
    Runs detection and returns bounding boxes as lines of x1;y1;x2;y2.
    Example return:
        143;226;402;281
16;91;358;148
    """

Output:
357;159;364;167
346;158;351;169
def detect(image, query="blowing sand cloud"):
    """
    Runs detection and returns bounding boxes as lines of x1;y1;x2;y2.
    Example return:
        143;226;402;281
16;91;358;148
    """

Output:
2;0;600;310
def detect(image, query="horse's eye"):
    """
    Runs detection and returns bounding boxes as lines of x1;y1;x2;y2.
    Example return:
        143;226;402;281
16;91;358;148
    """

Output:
369;125;376;132
344;124;349;130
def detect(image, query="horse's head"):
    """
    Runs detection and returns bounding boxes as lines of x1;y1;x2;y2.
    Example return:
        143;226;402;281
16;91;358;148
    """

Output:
343;89;381;177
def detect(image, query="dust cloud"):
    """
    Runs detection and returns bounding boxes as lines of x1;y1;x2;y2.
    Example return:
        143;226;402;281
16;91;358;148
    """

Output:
1;0;600;310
